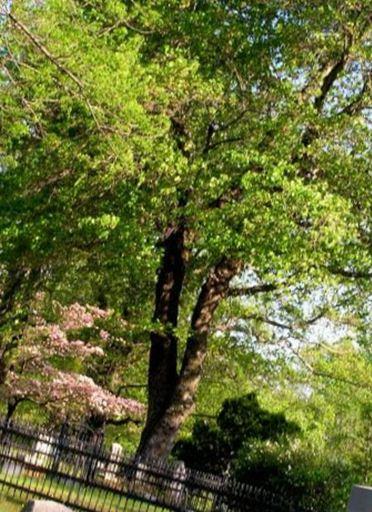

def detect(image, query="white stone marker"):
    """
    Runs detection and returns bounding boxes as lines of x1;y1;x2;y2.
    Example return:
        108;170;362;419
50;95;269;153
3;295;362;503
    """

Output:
21;500;73;512
348;485;372;512
26;434;55;469
170;460;187;507
104;442;123;482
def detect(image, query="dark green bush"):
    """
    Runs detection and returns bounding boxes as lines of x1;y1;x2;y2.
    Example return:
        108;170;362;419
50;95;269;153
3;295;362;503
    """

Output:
234;443;357;512
174;393;361;511
173;392;299;473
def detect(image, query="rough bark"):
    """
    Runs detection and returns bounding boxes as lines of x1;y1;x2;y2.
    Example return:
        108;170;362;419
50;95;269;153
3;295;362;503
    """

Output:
5;398;21;426
0;268;25;327
0;269;25;386
137;225;188;454
0;267;39;386
138;257;242;460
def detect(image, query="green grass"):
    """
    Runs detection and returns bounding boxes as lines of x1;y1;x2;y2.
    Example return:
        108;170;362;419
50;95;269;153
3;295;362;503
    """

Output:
0;471;170;511
0;452;187;511
0;495;23;511
0;490;168;512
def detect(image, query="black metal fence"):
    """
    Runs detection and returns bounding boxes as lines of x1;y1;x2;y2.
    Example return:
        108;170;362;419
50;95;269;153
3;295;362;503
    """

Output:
0;417;315;512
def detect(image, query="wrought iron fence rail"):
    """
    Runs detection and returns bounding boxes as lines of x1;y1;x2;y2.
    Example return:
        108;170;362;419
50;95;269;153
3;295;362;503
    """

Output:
0;416;317;512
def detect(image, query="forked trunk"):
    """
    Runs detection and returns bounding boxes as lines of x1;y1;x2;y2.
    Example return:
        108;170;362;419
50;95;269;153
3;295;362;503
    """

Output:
137;225;188;454
138;258;241;460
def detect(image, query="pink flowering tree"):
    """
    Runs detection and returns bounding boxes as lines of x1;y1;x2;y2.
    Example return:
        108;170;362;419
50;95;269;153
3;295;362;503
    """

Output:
1;297;144;426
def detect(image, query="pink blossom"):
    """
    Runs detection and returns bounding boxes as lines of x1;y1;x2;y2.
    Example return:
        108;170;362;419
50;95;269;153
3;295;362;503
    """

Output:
3;297;143;424
49;324;66;342
87;305;110;319
99;329;110;341
60;303;110;331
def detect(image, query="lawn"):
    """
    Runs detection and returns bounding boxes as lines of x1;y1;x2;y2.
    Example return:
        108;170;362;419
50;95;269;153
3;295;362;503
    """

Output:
0;474;171;512
0;495;23;511
0;457;178;511
0;492;168;512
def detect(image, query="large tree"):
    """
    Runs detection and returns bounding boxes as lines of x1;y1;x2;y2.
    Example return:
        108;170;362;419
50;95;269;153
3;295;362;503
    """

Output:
0;0;370;459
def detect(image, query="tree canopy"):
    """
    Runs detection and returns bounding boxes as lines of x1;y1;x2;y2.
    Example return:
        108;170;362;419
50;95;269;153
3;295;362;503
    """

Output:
0;0;371;460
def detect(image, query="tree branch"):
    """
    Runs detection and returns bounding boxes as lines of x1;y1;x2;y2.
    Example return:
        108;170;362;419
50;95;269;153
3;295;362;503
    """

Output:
99;19;155;36
8;12;84;90
314;53;350;112
328;267;372;279
105;416;143;426
202;107;250;154
338;75;371;116
247;311;325;331
228;282;278;297
205;136;243;153
300;31;354;113
291;347;372;391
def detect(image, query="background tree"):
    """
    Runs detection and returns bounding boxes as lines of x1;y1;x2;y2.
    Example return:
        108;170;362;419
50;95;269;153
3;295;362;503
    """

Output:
0;295;144;427
233;340;372;512
174;393;299;474
174;338;371;511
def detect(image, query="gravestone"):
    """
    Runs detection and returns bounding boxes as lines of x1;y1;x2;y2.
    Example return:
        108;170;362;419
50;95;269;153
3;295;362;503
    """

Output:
111;442;123;460
21;500;73;512
25;434;55;469
131;461;154;500
348;485;372;512
170;460;187;507
103;442;123;482
2;459;23;477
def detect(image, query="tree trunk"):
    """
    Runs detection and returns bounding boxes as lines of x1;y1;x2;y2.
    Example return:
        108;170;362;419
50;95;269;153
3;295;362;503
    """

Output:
138;257;241;460
5;398;20;426
138;225;188;454
0;268;25;328
0;358;8;387
0;267;40;386
0;269;26;386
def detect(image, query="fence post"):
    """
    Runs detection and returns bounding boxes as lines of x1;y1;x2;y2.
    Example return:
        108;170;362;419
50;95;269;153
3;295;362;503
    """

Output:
83;429;104;483
51;421;69;473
